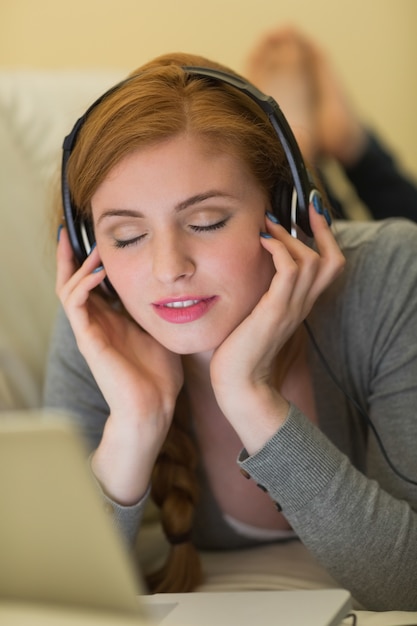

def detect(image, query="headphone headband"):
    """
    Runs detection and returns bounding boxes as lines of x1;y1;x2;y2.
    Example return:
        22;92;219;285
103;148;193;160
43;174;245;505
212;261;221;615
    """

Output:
62;64;318;271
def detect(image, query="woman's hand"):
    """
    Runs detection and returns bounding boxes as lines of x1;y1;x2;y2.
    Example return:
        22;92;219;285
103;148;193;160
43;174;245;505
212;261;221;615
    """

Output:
56;228;183;503
210;202;345;453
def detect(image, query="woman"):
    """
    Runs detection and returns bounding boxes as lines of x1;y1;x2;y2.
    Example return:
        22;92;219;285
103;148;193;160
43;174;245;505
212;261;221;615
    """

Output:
44;52;417;611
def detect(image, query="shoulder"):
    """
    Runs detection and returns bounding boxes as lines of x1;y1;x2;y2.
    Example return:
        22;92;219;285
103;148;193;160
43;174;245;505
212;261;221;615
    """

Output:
311;218;417;346
47;305;84;369
334;217;417;254
333;218;417;291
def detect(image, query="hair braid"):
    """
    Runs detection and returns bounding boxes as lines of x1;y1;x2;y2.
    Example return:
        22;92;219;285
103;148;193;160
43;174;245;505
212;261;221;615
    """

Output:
146;389;203;593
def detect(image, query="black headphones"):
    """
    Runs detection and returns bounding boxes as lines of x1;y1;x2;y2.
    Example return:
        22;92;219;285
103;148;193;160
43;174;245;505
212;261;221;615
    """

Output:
62;65;322;268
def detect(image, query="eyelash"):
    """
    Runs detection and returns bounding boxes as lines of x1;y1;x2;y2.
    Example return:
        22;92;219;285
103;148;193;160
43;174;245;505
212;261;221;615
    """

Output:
190;219;228;233
114;235;144;249
114;219;229;249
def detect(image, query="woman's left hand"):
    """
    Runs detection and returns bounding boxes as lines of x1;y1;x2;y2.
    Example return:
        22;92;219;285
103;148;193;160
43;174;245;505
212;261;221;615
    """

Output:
210;202;345;453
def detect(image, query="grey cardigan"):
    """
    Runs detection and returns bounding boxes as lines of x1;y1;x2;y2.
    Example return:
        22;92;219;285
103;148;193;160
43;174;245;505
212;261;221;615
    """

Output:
44;219;417;611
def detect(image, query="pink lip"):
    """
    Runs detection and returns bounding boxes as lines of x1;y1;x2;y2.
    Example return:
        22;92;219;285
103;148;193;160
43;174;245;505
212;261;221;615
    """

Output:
152;296;218;324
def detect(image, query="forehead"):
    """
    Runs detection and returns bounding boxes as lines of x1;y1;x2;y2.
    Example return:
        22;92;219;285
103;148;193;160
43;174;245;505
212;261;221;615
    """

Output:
91;132;263;211
98;133;252;187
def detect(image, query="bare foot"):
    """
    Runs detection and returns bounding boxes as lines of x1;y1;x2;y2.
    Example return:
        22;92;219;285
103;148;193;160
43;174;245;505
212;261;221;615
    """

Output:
306;36;367;166
245;27;318;161
246;26;367;167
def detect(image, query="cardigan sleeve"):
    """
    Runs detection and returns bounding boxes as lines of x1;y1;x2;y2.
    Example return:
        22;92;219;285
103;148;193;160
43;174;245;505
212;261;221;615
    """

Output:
239;219;417;612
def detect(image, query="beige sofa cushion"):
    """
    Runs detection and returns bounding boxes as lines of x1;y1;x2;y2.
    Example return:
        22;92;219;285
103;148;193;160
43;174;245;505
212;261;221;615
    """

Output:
0;70;123;408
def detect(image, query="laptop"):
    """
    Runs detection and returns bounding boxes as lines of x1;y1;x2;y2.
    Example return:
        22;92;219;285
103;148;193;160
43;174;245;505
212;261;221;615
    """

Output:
0;411;352;625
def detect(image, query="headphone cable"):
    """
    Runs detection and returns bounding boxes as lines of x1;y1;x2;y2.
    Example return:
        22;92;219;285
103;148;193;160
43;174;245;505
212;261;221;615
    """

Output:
303;320;417;487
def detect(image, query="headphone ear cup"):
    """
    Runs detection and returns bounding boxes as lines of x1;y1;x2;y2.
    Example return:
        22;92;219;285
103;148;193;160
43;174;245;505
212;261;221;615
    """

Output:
271;181;293;234
83;217;96;256
272;180;314;238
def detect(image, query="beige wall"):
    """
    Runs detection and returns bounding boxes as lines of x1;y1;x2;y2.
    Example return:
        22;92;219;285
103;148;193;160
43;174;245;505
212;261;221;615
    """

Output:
2;0;417;178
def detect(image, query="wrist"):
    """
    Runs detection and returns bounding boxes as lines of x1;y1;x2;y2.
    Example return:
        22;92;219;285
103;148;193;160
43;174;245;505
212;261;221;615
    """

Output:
91;415;162;506
218;384;290;455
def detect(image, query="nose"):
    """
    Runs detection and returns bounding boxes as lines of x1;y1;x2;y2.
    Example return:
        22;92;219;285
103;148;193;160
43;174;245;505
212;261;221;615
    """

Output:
151;231;195;284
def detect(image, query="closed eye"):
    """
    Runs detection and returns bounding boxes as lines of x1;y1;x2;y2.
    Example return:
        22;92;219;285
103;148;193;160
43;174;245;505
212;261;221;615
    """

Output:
190;218;229;233
113;234;145;249
113;218;229;248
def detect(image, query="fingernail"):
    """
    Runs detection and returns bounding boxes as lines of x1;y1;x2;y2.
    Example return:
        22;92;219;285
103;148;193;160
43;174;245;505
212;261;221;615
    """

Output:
57;224;64;242
88;242;97;255
312;191;323;215
266;211;280;224
92;265;104;274
260;231;273;239
323;208;332;226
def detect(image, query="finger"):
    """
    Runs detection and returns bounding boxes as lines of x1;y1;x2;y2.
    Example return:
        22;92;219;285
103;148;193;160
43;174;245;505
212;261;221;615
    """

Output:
261;212;321;291
307;202;346;295
258;234;304;322
56;229;106;305
61;264;106;312
56;226;77;291
264;203;344;278
261;205;344;312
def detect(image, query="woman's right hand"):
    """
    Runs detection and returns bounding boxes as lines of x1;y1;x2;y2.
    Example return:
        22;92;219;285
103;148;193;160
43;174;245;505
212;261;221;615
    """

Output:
56;227;184;504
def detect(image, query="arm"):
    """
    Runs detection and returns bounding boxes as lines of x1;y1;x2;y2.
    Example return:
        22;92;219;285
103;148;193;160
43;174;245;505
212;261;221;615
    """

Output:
239;219;417;611
43;305;150;545
44;228;183;543
344;131;417;222
239;406;417;612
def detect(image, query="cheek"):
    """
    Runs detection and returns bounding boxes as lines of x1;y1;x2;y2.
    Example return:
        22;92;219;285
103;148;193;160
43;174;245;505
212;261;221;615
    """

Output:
216;234;275;290
245;247;275;297
97;248;142;300
245;231;274;268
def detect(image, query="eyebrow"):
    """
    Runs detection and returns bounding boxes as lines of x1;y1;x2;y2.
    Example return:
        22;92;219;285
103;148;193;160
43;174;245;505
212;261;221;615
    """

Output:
96;190;235;225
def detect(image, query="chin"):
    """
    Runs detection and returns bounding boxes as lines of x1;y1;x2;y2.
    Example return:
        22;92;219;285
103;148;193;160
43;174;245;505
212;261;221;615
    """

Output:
161;339;219;356
157;329;228;356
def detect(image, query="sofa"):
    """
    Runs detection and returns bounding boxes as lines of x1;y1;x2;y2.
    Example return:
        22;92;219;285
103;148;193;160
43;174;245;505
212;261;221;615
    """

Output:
1;70;415;625
0;69;123;410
